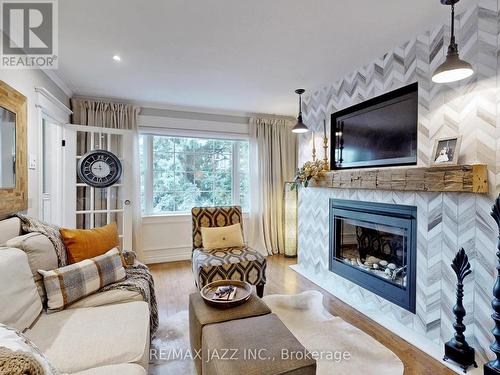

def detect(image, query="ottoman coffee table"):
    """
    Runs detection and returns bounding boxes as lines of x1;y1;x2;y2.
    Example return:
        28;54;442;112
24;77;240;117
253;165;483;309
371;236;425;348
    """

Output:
189;291;271;374
202;313;317;375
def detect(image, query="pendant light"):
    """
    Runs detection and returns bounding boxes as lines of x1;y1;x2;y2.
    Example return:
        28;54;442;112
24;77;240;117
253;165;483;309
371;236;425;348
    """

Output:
432;0;473;84
291;89;310;133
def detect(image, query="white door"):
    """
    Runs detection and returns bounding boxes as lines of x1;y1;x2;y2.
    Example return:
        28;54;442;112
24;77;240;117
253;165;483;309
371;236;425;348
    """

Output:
40;118;64;225
63;124;134;251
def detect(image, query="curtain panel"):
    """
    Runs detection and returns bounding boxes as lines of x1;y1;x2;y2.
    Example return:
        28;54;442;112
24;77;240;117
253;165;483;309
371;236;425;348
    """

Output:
248;116;297;255
71;98;140;130
70;97;143;260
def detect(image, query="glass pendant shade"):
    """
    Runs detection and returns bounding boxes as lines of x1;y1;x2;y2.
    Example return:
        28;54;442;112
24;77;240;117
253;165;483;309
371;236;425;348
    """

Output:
292;88;310;133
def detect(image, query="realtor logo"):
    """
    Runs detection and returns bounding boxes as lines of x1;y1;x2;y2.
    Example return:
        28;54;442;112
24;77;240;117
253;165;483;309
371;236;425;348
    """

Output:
1;0;58;69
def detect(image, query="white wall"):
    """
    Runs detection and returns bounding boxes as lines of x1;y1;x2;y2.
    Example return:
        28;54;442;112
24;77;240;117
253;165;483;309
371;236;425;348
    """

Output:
142;214;250;264
0;69;70;217
139;109;250;263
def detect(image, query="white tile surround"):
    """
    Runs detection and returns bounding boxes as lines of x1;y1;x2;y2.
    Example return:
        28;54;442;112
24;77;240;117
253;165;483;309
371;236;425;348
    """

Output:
293;188;495;372
295;1;500;370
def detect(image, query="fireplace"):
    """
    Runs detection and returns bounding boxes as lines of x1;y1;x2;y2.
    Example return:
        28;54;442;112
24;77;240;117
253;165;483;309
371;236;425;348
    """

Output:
329;199;417;312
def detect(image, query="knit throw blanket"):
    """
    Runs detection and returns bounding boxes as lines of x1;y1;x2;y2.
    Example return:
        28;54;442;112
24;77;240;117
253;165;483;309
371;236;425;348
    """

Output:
14;214;159;337
0;347;44;375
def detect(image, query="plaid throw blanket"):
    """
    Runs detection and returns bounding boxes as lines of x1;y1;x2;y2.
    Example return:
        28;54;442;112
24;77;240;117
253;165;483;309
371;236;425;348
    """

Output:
14;214;159;337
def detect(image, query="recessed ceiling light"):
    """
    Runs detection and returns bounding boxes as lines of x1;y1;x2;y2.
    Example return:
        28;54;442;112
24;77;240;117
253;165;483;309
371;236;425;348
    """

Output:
112;55;121;62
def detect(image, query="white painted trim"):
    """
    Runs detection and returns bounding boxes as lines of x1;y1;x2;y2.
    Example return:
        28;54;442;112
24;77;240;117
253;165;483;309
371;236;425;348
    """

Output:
142;212;249;224
142;214;192;224
138;115;249;138
35;87;72;122
142;246;192;264
66;123;135;135
41;70;74;98
289;264;483;375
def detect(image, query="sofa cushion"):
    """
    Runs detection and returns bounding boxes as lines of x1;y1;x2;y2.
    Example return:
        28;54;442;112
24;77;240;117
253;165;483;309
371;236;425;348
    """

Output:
60;222;119;264
39;248;126;312
68;289;143;309
0;248;42;331
25;301;150;374
0;217;21;245
5;232;58;303
69;364;147;375
0;323;58;375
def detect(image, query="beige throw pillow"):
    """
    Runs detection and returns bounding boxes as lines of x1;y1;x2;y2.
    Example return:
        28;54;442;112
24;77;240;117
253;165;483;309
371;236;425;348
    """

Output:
200;223;244;250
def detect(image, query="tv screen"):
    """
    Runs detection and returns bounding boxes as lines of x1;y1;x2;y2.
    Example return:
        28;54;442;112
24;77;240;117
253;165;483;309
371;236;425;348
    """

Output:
331;83;418;169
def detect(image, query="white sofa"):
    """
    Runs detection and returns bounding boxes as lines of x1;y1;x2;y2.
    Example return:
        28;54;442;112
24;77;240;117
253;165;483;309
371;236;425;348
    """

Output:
0;217;150;375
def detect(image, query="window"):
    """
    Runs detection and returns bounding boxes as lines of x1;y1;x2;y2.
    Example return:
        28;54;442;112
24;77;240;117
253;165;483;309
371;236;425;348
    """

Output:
140;134;249;215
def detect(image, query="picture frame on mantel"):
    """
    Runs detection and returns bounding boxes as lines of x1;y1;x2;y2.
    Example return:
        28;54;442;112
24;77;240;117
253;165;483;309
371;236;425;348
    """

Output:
430;136;462;167
0;80;28;218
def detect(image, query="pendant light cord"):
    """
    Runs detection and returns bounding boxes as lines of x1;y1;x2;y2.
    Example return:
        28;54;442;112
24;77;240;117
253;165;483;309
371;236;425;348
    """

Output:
450;3;455;45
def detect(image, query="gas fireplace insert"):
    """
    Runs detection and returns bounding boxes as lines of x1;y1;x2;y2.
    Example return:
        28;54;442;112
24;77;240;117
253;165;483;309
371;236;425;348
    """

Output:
329;199;417;313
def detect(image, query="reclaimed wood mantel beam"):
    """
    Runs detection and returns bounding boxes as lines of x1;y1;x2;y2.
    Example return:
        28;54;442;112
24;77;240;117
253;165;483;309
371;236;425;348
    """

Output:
309;164;488;194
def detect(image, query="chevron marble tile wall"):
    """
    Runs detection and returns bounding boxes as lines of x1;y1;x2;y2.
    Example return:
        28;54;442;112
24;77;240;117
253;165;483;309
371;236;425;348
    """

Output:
296;1;500;363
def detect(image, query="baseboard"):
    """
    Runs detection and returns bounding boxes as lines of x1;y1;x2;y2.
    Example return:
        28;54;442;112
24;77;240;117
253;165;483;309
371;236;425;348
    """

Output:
142;246;192;264
289;264;484;375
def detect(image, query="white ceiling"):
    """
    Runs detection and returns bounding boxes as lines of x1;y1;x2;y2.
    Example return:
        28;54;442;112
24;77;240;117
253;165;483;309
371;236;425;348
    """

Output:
56;0;476;116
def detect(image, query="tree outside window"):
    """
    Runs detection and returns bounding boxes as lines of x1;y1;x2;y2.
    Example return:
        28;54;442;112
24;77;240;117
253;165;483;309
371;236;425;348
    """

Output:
140;135;249;214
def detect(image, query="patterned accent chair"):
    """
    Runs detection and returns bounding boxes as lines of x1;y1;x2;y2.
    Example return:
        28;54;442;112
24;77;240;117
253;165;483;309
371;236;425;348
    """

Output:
191;206;267;297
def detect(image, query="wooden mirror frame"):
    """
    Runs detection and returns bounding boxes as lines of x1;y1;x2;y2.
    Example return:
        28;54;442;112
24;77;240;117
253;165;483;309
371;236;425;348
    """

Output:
0;80;27;217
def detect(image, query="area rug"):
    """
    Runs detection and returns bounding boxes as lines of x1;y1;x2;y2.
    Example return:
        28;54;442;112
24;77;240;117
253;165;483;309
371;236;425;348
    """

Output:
149;291;403;375
263;290;404;375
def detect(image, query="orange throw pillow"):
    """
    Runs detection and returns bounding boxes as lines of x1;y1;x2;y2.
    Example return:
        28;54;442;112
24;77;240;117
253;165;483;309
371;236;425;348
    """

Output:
60;222;120;264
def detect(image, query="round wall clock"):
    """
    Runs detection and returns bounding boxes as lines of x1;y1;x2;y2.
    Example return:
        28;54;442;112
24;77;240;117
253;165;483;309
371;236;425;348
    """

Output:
77;150;123;188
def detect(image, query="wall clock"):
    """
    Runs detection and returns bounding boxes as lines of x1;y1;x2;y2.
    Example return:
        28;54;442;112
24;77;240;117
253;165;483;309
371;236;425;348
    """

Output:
77;150;122;188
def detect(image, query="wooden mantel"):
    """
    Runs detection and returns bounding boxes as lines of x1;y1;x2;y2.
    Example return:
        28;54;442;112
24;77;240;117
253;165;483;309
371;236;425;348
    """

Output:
309;164;488;194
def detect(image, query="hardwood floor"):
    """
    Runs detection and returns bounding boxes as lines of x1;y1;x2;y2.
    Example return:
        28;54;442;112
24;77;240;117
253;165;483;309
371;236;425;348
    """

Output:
150;255;455;375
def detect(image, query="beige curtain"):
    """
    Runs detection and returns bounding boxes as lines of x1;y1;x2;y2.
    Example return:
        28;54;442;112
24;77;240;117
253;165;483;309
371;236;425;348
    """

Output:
248;117;297;255
71;98;139;130
70;98;143;260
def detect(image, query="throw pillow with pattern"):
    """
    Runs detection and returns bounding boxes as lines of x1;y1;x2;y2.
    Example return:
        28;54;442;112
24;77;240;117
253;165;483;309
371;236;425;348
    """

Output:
39;248;126;312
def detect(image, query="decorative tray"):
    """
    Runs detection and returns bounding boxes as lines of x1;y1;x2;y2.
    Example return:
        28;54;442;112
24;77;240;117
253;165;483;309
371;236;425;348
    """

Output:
200;280;252;308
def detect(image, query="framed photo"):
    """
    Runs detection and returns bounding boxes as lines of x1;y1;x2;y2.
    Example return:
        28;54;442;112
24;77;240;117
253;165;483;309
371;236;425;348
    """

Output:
431;136;462;166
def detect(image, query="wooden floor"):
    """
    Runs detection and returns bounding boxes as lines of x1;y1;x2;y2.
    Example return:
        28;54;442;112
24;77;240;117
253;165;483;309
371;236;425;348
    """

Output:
150;255;455;375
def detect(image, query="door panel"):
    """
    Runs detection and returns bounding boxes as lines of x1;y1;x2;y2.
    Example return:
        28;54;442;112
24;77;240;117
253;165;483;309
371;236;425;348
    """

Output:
64;125;133;250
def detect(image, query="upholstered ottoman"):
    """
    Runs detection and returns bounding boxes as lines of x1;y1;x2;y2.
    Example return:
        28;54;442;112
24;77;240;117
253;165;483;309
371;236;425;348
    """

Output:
189;292;271;375
202;313;316;375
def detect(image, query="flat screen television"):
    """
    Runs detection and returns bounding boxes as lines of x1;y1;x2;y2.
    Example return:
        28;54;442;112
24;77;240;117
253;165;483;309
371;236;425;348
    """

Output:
331;83;418;169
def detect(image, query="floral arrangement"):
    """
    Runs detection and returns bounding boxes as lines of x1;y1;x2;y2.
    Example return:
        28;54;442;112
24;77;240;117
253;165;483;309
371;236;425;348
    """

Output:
291;160;325;189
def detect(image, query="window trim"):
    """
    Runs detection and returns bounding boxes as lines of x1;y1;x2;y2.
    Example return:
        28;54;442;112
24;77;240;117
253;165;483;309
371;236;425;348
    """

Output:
140;131;249;216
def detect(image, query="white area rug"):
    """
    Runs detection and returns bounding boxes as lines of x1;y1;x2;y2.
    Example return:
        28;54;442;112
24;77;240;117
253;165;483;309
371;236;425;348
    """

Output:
263;291;403;375
150;291;403;375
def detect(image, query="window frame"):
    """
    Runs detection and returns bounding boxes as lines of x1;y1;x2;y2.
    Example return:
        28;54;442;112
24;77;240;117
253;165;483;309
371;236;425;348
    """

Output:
140;131;250;217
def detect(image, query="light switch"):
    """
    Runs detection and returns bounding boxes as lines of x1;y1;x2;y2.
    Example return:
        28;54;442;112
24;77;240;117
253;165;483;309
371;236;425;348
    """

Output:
29;154;37;170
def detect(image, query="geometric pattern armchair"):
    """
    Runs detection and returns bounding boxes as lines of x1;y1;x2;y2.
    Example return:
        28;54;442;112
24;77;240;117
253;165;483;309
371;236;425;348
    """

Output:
191;206;266;297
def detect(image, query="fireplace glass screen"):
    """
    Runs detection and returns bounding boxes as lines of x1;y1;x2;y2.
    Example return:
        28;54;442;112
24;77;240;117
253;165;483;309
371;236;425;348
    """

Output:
334;217;408;288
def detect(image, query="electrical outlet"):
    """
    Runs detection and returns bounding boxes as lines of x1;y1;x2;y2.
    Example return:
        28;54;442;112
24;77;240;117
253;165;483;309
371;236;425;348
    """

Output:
28;154;37;170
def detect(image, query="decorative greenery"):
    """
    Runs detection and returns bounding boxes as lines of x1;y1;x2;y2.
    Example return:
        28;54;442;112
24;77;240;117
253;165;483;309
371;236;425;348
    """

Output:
291;160;325;189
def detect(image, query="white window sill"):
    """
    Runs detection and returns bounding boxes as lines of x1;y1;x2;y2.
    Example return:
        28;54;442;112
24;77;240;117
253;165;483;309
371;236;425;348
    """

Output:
142;212;249;224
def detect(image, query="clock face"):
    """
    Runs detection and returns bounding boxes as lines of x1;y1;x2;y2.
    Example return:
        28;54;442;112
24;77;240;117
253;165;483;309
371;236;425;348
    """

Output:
77;150;123;188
